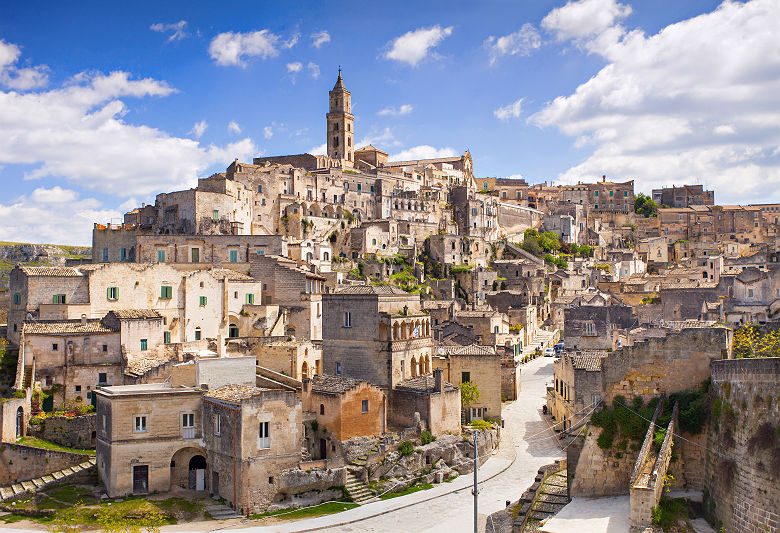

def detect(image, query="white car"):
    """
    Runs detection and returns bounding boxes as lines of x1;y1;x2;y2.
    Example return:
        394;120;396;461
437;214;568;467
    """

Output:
544;348;555;357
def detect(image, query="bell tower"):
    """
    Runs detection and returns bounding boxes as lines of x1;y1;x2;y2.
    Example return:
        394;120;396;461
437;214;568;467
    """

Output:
326;68;354;167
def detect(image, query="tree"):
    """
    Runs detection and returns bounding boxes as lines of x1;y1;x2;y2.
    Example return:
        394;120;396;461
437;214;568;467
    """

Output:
461;380;480;410
634;193;658;218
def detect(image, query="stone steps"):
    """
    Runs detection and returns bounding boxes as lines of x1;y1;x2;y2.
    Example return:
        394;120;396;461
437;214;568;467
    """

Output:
0;457;96;503
344;471;376;505
205;504;243;520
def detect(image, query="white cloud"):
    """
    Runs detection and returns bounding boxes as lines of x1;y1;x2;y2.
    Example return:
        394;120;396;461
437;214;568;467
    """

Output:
484;24;541;65
208;30;283;67
389;145;457;161
311;30;331;48
0;46;257;200
384;25;453;66
286;62;303;73
494;99;524;121
378;104;413;116
499;173;526;181
358;127;401;148
0;39;49;90
541;0;632;44
0;187;120;245
309;143;326;156
532;0;780;203
308;62;320;79
150;20;189;42
284;33;300;50
191;120;207;139
228;121;242;134
263;126;273;139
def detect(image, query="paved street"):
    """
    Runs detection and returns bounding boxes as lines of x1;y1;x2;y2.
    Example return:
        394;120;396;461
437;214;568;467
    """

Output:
223;355;562;533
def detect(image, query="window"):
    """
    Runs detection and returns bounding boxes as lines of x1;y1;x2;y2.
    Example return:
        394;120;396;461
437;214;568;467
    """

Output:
585;322;596;336
52;294;66;304
257;185;262;193
102;344;107;352
336;362;342;375
370;185;374;193
471;207;478;215
194;327;201;341
257;249;265;255
120;248;127;261
343;312;352;327
135;416;147;433
52;343;58;351
140;339;148;351
214;414;221;435
98;373;107;385
372;238;377;245
362;400;369;413
609;190;614;197
160;285;172;299
102;415;107;431
319;404;325;415
748;288;754;297
229;250;238;263
164;331;171;344
246;294;255;304
259;421;270;449
13;293;20;305
624;191;628;197
594;191;599;197
357;183;362;192
199;296;207;307
212;210;219;221
182;413;195;439
107;286;118;300
191;248;200;262
462;372;471;383
102;248;109;262
75;385;81;393
157;250;166;263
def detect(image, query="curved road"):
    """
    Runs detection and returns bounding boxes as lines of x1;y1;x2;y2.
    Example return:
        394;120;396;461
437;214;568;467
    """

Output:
225;355;563;533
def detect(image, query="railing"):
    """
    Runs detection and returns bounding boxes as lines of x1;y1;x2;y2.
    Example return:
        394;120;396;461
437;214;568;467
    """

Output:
182;427;196;439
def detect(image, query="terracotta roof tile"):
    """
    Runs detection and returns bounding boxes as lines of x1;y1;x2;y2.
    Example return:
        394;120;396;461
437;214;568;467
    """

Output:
204;384;268;403
22;320;117;336
107;309;162;320
19;266;82;277
309;375;365;394
394;375;456;393
336;285;409;296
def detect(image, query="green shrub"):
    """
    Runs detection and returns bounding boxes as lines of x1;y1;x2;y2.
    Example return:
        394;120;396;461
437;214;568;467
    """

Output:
420;430;435;445
398;441;414;457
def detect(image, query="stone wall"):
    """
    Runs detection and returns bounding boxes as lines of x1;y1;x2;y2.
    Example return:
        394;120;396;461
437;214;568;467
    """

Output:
0;444;90;484
703;358;780;533
30;414;96;449
568;427;639;497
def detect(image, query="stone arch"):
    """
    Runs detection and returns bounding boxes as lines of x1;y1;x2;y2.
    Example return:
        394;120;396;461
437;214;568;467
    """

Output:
300;202;309;215
379;322;388;341
411;356;418;377
170;447;207;491
15;406;24;438
323;251;330;261
228;323;239;338
424;356;430;374
393;322;400;340
323;205;335;218
400;322;408;339
311;204;322;217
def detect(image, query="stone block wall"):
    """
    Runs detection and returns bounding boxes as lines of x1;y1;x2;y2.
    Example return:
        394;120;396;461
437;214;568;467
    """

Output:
0;444;89;485
704;358;779;533
30;414;96;449
568;427;639;497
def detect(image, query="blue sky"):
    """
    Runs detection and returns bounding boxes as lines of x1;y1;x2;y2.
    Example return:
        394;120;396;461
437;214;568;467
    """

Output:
1;0;778;245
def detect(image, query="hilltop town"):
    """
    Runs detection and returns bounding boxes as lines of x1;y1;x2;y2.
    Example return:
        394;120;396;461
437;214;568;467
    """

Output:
0;73;777;533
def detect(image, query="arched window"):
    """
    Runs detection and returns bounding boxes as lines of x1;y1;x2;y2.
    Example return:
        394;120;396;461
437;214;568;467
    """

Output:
194;327;201;341
228;324;239;338
301;361;309;380
320;404;325;415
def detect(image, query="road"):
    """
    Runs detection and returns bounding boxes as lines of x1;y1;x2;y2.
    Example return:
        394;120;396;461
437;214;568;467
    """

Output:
225;354;563;533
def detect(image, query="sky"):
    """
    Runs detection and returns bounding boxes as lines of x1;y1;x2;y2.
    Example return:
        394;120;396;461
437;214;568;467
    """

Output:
0;0;778;245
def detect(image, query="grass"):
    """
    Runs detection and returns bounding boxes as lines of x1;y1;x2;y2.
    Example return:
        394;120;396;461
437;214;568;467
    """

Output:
250;500;358;520
379;483;433;500
17;436;95;455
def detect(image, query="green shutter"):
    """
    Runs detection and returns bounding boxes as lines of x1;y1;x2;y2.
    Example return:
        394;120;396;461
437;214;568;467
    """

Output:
53;295;58;304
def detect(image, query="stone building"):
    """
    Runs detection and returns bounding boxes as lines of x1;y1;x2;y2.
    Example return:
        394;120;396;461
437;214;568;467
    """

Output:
301;375;386;451
434;344;502;422
563;297;636;351
388;369;460;435
548;351;606;431
322;285;432;389
651;184;714;208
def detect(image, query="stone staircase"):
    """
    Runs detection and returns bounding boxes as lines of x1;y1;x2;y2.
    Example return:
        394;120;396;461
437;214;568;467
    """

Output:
205;503;243;520
345;469;377;505
0;457;96;502
22;365;33;389
349;442;382;467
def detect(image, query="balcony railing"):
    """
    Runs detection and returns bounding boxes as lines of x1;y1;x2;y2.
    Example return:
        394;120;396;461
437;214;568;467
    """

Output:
182;427;196;439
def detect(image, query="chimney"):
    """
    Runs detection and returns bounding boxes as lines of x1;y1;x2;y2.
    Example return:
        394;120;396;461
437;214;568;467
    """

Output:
80;314;87;326
434;368;443;393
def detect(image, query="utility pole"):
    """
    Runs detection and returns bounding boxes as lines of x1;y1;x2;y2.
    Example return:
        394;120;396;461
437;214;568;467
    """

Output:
472;432;479;533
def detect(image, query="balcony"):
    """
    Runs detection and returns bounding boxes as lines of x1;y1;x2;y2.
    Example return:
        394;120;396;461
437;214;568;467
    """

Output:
182;427;196;439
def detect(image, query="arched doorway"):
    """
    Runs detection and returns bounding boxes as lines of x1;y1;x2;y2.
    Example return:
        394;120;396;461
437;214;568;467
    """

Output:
189;455;207;491
228;324;239;338
15;407;23;438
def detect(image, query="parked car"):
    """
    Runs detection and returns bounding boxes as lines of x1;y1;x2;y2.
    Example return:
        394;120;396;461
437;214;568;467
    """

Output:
545;348;555;357
554;342;565;354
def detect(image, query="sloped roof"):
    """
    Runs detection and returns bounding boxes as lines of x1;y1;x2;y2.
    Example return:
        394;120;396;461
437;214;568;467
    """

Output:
210;268;255;281
571;352;607;371
439;344;498;356
107;309;162;320
22;320;117;336
336;284;409;296
19;266;82;277
204;384;269;404
394;375;456;393
309;375;366;394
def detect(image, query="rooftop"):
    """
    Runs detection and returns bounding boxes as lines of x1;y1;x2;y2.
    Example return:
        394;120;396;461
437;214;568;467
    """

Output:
107;309;162;320
394;374;456;393
204;384;270;404
97;383;200;396
19;266;82;277
309;375;366;394
22;319;117;336
336;284;409;296
439;344;498;356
